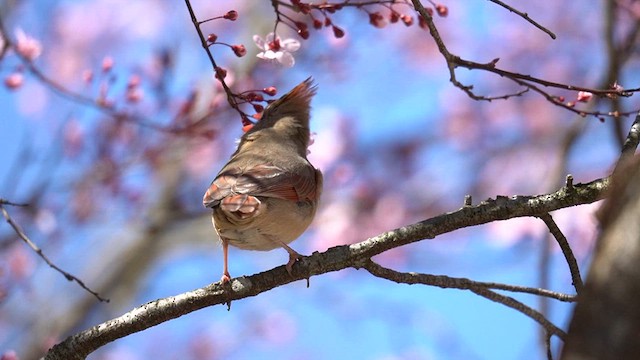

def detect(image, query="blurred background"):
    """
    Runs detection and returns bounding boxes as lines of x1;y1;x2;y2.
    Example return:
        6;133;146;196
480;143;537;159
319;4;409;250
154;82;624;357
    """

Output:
0;0;637;359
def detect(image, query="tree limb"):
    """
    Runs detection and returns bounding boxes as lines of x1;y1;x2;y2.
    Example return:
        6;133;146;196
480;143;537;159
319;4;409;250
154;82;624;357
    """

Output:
362;259;570;339
538;213;584;293
44;176;607;359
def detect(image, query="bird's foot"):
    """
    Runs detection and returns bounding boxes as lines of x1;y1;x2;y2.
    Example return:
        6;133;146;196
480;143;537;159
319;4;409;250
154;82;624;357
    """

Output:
221;271;231;284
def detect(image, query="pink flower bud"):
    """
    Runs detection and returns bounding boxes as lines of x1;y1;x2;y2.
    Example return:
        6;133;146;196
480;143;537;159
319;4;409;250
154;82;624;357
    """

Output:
401;15;414;26
263;86;277;96
4;73;23;89
127;74;141;88
435;4;448;17
232;44;246;57
15;29;42;61
102;56;114;72
82;69;94;83
332;25;345;38
369;12;387;28
247;92;263;102
126;88;143;103
298;28;310;39
224;10;238;21
576;91;593;103
214;67;227;80
207;33;218;43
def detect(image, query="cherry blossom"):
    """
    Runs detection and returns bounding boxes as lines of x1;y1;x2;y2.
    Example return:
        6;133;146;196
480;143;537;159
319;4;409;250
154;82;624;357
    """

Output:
15;28;42;61
577;91;593;102
253;32;300;67
4;72;23;89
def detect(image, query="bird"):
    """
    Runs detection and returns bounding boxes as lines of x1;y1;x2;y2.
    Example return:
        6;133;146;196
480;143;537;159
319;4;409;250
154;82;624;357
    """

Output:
203;78;323;283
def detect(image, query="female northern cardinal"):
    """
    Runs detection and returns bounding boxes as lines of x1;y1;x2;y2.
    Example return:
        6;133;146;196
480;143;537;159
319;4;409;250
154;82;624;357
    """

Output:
203;78;323;283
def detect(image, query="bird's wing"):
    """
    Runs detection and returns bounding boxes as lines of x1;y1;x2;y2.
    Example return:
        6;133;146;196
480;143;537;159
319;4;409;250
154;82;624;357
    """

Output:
203;164;318;208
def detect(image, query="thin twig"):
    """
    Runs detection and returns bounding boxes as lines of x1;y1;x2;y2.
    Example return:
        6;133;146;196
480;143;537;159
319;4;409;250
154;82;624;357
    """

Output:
486;0;556;39
363;260;576;301
183;0;246;122
363;260;567;339
545;331;554;360
612;111;640;175
0;204;109;302
0;199;28;207
538;213;584;293
410;0;640;120
619;111;640;161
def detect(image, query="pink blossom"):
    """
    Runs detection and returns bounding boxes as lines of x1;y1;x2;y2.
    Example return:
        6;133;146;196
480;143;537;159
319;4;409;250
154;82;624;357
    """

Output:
15;28;42;61
4;73;23;89
576;91;593;102
102;56;114;72
126;88;144;103
7;244;35;281
369;12;387;28
435;4;449;17
63;119;84;156
253;32;300;67
1;350;19;360
82;69;94;83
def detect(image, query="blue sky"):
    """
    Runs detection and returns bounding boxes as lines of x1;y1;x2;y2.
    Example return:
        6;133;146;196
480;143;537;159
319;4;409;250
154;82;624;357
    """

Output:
0;1;627;359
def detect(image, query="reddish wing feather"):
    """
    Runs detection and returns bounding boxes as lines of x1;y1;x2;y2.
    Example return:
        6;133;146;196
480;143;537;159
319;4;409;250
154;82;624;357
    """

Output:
203;164;316;208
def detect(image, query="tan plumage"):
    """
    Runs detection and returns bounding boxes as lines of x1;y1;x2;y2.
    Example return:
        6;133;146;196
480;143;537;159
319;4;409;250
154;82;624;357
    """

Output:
203;78;323;282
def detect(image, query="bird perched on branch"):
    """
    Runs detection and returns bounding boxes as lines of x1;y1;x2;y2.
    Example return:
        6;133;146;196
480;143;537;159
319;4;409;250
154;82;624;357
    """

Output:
203;78;323;283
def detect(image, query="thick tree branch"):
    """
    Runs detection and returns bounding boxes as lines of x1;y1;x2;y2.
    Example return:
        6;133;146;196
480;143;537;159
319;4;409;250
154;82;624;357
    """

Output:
44;176;607;359
562;156;640;359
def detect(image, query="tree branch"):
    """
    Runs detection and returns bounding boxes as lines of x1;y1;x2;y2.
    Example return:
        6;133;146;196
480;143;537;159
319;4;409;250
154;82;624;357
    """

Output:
486;0;556;39
44;176;607;359
362;259;568;339
538;213;584;293
410;0;639;120
0;203;108;303
362;259;575;302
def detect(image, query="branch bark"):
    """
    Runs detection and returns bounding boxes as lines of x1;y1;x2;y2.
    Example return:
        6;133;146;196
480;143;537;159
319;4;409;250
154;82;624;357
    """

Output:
561;156;640;360
44;176;607;359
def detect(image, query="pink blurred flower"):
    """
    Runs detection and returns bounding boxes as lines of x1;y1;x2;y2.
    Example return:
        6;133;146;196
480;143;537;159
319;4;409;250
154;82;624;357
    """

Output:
82;69;94;83
4;73;23;89
487;217;546;248
35;208;58;235
253;32;300;67
1;350;19;360
15;28;42;61
435;4;449;17
576;91;593;103
369;12;387;28
126;88;144;103
63;119;84;156
102;56;114;72
7;244;35;281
